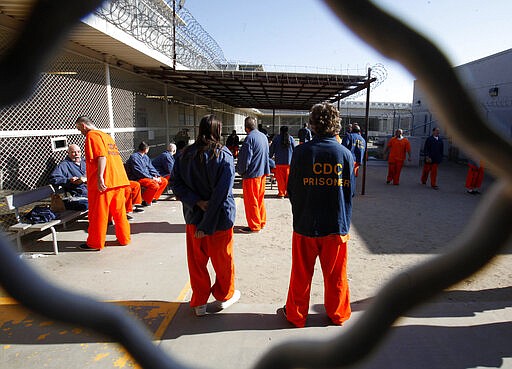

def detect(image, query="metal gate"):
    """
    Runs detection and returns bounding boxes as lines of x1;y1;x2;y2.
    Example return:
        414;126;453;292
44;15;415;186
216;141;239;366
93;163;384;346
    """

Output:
0;1;511;369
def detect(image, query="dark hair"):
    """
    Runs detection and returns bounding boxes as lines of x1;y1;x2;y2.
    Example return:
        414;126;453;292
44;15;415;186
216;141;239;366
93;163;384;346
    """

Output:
138;141;149;151
352;125;361;133
309;103;340;136
185;114;222;160
279;126;290;148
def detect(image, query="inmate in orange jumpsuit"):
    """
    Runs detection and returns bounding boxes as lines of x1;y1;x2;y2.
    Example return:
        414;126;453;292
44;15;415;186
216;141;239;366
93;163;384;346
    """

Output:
386;137;411;185
286;129;354;328
84;130;130;249
235;128;270;232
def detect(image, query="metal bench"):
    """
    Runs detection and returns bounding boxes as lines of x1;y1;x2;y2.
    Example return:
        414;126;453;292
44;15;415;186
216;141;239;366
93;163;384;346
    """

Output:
5;185;88;255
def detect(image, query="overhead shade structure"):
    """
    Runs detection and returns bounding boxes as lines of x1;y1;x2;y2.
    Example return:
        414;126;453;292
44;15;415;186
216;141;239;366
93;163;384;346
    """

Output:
137;68;376;110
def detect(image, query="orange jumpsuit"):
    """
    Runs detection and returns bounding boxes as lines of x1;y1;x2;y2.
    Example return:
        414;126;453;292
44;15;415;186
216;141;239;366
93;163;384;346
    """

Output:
242;176;267;231
186;225;235;306
465;160;484;191
84;130;130;249
386;137;411;185
139;177;168;204
286;233;351;328
125;180;142;213
274;165;290;197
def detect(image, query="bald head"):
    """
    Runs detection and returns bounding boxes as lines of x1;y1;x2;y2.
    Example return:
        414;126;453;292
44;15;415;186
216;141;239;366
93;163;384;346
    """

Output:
67;144;82;163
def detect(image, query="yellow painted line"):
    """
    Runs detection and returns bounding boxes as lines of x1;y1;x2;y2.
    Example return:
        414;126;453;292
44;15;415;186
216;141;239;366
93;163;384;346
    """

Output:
152;280;191;340
176;280;191;302
0;297;17;305
153;303;179;340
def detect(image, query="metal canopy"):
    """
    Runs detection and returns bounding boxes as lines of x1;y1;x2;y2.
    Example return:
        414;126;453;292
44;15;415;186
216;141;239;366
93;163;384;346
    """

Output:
138;68;375;110
0;1;375;110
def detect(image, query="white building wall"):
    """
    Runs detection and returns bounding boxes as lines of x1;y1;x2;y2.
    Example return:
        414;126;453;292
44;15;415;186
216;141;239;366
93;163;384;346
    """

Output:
412;48;512;161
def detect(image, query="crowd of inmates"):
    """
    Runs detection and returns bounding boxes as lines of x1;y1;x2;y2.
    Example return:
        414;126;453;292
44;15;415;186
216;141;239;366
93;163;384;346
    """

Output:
52;106;476;327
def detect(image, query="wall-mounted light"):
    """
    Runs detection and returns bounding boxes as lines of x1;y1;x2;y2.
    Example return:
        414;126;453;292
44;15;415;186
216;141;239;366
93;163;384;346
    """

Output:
488;87;499;97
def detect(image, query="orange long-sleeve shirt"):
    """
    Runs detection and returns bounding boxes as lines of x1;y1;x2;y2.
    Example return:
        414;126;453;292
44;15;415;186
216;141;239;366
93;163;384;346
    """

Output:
387;137;411;162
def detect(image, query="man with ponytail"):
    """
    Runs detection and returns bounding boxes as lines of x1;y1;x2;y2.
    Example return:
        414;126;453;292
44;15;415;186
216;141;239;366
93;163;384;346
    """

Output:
170;114;239;317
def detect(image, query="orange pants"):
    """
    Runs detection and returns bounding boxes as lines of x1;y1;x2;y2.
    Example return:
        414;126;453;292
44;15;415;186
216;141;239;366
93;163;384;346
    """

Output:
386;160;404;185
87;186;130;249
274;164;290;197
286;232;351;328
465;163;484;190
125;181;142;212
138;176;168;204
242;176;267;231
228;146;239;158
354;162;361;177
421;162;439;187
186;224;235;307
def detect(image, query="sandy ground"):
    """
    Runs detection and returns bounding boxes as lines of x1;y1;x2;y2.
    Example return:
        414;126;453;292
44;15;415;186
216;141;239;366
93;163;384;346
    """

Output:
232;160;512;306
1;159;511;369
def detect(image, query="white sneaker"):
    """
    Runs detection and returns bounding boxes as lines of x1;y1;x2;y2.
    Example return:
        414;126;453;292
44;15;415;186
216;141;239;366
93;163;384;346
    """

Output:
194;304;207;316
214;290;240;310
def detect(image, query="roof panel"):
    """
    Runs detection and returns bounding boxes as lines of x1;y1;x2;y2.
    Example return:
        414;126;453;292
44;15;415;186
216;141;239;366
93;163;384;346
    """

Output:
137;69;375;110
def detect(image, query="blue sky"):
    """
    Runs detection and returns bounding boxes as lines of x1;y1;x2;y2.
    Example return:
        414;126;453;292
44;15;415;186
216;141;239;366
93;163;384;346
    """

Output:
184;0;511;103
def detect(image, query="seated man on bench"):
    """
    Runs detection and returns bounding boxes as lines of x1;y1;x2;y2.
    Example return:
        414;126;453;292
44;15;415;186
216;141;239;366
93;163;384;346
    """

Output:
125;141;168;206
49;144;88;198
50;144;143;218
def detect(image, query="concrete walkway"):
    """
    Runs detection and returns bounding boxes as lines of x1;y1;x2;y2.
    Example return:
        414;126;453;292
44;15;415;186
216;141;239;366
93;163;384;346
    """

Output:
1;160;511;369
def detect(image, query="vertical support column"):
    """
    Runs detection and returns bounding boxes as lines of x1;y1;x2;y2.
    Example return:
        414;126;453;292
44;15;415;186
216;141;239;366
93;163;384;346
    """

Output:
272;109;275;135
105;63;115;140
361;67;372;196
165;84;170;146
193;95;197;140
172;0;177;70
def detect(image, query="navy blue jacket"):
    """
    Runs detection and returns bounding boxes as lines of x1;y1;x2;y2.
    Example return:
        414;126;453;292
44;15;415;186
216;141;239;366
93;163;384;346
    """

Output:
342;132;366;163
236;129;270;179
49;158;87;197
126;152;160;180
423;135;444;164
269;134;296;165
298;127;312;143
152;151;175;177
287;136;354;237
170;145;236;235
350;132;366;163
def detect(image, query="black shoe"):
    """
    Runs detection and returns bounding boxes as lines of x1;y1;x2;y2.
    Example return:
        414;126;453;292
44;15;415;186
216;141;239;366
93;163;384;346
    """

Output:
239;226;259;233
141;201;151;207
152;199;158;204
133;207;145;213
78;243;100;251
278;305;287;319
126;214;134;220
